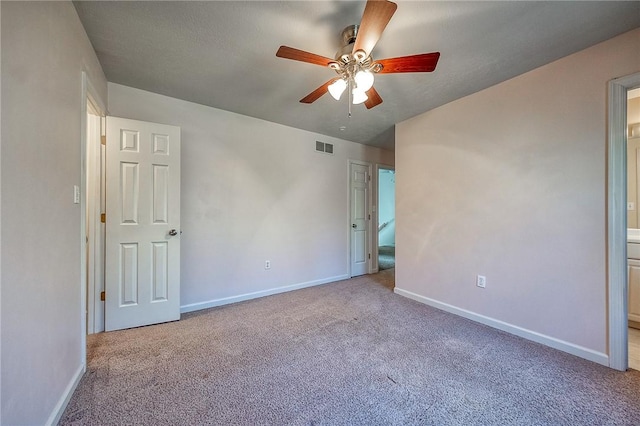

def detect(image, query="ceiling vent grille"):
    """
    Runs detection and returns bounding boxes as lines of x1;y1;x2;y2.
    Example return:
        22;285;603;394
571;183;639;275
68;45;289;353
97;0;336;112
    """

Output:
316;141;334;155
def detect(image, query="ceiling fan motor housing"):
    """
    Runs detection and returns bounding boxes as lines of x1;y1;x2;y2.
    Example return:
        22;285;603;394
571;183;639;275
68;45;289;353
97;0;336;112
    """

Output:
341;25;359;47
332;25;379;79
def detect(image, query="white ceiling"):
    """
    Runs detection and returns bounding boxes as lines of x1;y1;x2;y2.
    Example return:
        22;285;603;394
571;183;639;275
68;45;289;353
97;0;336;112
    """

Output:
74;1;640;150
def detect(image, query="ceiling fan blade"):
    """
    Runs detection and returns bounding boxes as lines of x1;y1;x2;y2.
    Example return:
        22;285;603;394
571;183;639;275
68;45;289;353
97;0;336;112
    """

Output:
276;46;335;67
376;52;441;74
300;79;339;104
364;87;383;109
352;0;397;58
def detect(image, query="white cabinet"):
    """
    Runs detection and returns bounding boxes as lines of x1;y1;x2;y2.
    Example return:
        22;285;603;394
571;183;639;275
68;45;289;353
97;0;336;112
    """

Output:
629;241;640;324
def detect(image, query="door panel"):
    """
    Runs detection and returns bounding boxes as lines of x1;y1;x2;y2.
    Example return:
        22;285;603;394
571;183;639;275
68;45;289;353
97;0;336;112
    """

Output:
105;117;181;331
350;162;370;277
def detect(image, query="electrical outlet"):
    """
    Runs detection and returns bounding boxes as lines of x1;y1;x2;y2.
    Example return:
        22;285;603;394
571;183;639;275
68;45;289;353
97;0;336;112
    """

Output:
265;260;271;270
476;275;486;288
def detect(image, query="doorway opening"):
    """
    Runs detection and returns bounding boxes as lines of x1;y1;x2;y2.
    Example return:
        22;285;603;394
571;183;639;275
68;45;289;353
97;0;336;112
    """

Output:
626;88;640;370
607;71;640;371
377;166;395;271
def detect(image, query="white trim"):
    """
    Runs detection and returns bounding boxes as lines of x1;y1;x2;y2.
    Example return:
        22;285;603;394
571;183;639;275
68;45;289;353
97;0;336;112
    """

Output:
394;287;609;366
80;74;89;367
608;72;640;371
86;113;104;334
180;274;350;314
80;72;107;367
45;363;85;426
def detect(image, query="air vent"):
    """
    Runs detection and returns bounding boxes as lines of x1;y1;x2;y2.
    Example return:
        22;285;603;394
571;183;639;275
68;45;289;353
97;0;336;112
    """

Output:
315;141;334;155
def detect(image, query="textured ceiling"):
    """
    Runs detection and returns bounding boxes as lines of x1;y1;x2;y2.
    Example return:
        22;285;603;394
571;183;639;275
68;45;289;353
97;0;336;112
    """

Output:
74;1;640;150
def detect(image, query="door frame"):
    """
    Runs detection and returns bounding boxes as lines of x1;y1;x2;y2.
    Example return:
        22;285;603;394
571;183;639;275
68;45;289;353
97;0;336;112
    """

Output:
80;72;107;360
348;160;373;277
375;163;395;272
608;71;640;371
85;111;104;334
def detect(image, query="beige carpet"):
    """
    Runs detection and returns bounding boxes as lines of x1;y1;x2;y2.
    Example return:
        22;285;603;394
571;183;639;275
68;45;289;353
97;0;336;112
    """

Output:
60;269;640;425
378;245;395;270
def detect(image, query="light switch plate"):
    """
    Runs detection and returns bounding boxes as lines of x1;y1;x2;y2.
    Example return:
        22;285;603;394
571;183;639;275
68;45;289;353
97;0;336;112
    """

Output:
74;185;80;204
629;202;635;211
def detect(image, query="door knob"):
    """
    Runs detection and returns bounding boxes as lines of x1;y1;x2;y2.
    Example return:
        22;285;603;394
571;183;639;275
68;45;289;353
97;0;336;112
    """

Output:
168;229;178;236
352;224;357;229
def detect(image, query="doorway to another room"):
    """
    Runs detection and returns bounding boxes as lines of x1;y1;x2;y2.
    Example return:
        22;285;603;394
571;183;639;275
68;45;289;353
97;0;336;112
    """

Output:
378;166;395;271
626;87;640;370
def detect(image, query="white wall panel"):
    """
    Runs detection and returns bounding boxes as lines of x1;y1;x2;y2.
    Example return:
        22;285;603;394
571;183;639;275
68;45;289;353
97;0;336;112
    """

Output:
395;28;640;358
1;2;107;424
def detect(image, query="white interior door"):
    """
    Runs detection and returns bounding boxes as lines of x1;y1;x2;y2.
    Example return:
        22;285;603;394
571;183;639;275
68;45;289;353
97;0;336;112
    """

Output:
105;117;181;331
350;162;370;277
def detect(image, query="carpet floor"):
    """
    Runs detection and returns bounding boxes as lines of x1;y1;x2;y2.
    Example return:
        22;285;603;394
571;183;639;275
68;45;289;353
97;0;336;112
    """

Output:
378;246;395;270
60;269;640;425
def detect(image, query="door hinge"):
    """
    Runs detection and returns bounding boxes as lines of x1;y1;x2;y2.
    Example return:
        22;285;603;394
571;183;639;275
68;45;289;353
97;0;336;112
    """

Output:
101;135;106;145
100;291;105;301
368;253;371;259
101;213;106;223
368;214;371;220
368;174;371;182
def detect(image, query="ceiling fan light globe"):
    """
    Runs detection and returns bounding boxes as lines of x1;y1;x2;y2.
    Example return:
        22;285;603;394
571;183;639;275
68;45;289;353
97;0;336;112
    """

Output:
352;88;368;105
328;79;347;100
355;70;374;92
353;49;367;63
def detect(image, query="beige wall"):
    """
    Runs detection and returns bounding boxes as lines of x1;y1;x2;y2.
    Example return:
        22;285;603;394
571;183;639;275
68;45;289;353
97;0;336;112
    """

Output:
1;2;107;424
107;83;394;309
396;29;640;361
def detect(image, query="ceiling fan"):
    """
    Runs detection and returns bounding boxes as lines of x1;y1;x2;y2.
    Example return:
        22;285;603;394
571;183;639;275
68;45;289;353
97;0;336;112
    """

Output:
276;0;440;112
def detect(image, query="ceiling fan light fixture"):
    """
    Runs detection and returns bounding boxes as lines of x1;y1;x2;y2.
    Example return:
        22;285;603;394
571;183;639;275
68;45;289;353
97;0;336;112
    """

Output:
328;78;347;100
352;87;368;105
355;70;374;92
276;0;439;113
353;49;367;63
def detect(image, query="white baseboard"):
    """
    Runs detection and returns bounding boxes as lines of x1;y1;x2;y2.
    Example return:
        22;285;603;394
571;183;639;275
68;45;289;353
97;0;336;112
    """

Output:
394;287;609;366
46;363;86;426
180;274;350;314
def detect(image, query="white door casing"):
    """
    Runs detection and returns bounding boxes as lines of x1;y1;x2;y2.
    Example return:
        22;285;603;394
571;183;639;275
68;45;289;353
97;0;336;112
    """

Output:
105;117;181;331
350;161;371;277
608;72;640;371
86;111;104;334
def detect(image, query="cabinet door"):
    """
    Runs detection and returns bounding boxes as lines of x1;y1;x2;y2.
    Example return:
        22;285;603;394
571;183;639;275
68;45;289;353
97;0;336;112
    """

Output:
629;259;640;323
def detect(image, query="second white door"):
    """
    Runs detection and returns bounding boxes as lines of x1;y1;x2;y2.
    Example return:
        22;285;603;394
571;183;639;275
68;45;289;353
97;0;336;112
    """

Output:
350;162;370;277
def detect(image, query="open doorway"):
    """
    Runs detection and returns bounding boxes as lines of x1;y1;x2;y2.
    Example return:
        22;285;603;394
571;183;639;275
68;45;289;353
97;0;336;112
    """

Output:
378;166;395;270
627;88;640;370
608;71;640;371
